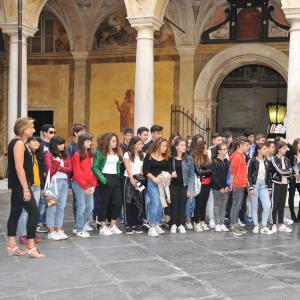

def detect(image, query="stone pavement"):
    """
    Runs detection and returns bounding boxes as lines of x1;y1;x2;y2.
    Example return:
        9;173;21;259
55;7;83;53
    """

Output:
1;191;300;300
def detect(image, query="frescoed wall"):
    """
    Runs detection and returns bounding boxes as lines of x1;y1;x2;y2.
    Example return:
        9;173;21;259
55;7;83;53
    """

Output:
90;61;175;138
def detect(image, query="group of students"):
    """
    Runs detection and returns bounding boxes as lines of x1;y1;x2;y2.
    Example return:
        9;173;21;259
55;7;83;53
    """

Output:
5;117;300;258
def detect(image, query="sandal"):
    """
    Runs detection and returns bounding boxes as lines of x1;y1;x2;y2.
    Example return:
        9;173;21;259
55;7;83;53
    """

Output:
25;247;46;259
7;246;25;257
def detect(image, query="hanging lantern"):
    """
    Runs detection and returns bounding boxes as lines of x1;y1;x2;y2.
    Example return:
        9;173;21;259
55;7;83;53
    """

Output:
266;103;287;124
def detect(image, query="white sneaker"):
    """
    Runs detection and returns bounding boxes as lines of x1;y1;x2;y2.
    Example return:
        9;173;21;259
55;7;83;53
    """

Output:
238;218;246;227
109;225;122;235
194;223;203;232
72;228;77;234
284;217;294;226
84;222;93;232
148;227;159;237
76;231;90;238
252;225;259;234
221;224;229;232
201;223;209;231
155;225;165;234
260;227;273;235
47;231;62;241
186;222;193;230
272;224;278;233
56;230;68;240
278;224;293;233
170;224;177;234
215;224;222;232
99;226;113;236
178;225;186;234
209;219;216;229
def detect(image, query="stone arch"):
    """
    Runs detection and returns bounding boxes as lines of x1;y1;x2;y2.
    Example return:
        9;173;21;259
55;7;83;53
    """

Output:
194;43;289;132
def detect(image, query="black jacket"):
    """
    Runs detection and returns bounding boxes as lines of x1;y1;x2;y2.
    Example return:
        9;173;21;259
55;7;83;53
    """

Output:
211;158;230;190
194;163;212;184
247;157;272;191
269;155;292;183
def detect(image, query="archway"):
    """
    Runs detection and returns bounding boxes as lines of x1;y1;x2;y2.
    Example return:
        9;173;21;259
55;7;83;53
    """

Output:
194;44;289;133
217;65;287;136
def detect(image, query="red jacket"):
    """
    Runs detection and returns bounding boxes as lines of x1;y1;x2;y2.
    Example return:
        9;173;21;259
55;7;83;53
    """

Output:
45;152;72;182
230;150;247;188
71;152;97;190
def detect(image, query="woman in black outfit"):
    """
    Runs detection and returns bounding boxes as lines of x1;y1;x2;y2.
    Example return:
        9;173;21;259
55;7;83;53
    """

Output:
192;142;212;232
6;117;45;258
269;141;293;233
169;138;195;234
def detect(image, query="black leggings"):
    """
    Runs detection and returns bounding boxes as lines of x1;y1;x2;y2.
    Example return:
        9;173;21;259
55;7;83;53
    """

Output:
288;177;300;219
7;187;39;239
169;185;188;226
194;184;210;223
99;174;122;222
272;183;288;224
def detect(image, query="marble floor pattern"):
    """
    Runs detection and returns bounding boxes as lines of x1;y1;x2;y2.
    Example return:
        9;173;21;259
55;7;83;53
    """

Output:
0;191;300;300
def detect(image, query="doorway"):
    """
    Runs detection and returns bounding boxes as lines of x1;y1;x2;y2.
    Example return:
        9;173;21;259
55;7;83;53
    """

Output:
28;110;54;137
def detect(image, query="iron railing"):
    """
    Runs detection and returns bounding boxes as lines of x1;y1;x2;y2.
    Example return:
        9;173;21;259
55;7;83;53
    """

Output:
171;105;210;142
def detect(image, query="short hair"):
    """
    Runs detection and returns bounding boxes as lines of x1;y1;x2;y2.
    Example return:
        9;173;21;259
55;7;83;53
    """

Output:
255;133;266;142
14;117;35;136
137;127;149;136
41;124;55;133
211;132;221;140
275;141;287;154
235;136;249;147
244;130;254;138
72;123;85;136
266;140;275;147
150;125;163;133
123;128;134;135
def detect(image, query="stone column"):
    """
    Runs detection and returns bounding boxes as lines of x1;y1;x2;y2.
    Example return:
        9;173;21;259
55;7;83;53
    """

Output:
1;24;37;141
72;51;89;125
128;17;163;132
176;46;196;114
281;1;300;142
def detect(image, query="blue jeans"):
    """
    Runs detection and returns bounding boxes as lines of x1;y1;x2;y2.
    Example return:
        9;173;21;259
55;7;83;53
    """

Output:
46;178;69;228
147;179;163;225
250;179;271;226
185;197;195;220
144;190;150;220
17;186;41;236
73;181;94;232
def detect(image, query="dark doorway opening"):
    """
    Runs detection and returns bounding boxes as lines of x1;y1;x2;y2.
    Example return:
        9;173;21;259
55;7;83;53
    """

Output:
28;110;54;137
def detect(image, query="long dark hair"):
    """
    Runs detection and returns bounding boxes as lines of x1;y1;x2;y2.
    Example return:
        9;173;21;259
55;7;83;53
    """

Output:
253;143;267;158
78;133;93;160
275;141;287;155
27;136;44;161
172;137;187;159
148;137;169;160
190;134;204;151
128;136;144;162
292;138;300;153
192;142;210;166
96;132;122;157
49;136;67;159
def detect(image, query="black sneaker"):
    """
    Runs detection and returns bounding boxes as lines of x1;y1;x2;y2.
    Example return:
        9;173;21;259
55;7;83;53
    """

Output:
134;225;143;234
125;227;134;235
36;224;48;233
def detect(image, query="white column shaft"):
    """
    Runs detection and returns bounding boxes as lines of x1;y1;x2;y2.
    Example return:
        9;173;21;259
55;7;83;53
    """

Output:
8;33;18;142
21;35;28;117
134;27;154;132
286;23;300;142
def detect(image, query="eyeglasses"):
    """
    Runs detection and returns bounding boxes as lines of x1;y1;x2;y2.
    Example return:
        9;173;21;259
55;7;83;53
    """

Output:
48;131;56;134
220;148;228;151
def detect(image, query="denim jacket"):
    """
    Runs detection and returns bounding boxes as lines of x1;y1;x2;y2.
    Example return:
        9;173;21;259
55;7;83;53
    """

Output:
171;155;195;194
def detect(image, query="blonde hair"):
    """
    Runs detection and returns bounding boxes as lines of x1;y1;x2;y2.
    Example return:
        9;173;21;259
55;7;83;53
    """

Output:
14;117;35;136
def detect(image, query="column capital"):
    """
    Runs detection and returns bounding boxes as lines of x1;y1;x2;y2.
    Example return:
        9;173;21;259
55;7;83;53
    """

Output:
127;16;163;32
176;45;197;56
71;51;89;61
281;0;300;29
0;23;38;37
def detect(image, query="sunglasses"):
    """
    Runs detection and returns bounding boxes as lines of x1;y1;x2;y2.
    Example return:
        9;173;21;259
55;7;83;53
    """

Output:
48;131;56;134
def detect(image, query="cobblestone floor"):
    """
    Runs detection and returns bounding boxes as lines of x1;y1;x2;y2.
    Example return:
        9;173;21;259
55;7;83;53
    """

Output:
1;191;300;300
